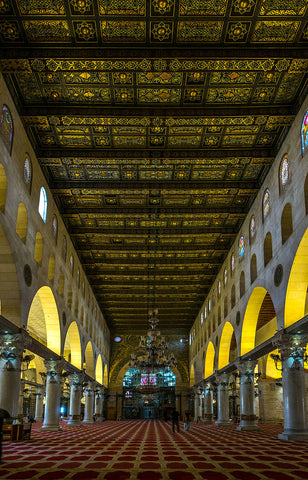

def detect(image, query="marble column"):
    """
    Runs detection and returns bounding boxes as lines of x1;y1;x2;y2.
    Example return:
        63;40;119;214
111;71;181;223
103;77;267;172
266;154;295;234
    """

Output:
83;384;95;423
67;373;84;426
274;333;308;441
0;333;27;417
203;383;214;424
34;386;44;422
41;359;64;431
94;388;104;422
215;373;231;427
194;388;201;421
237;360;260;431
17;380;25;416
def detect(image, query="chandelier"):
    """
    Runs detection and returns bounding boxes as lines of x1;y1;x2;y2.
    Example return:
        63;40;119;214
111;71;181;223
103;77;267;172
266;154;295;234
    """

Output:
129;309;177;375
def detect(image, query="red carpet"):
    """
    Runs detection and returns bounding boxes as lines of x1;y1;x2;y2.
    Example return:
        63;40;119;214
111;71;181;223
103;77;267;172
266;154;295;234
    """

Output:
1;420;308;479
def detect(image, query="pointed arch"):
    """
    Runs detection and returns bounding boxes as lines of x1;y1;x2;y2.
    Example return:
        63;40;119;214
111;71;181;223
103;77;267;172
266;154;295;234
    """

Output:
204;341;215;379
0;222;20;324
27;286;60;354
96;354;103;384
285;227;308;327
34;232;43;265
63;321;82;369
103;364;108;387
241;287;277;356
0;163;7;212
84;341;95;378
16;202;28;243
218;322;235;370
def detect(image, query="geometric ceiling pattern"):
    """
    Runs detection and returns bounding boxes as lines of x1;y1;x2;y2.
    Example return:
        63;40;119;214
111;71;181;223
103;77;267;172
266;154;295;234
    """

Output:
1;0;308;335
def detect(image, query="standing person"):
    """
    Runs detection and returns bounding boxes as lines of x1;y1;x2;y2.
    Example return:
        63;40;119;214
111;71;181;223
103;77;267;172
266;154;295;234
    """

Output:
184;410;191;431
171;407;180;433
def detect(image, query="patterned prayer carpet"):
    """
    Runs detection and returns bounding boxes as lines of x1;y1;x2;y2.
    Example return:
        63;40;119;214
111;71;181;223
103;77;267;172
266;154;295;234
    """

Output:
1;420;308;480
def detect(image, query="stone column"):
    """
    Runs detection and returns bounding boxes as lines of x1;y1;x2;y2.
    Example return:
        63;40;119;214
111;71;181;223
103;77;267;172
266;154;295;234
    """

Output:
34;385;44;422
203;383;214;424
41;359;64;431
237;360;259;431
18;380;25;416
215;373;231;427
274;333;308;441
83;383;95;423
67;373;84;426
94;388;104;422
194;388;201;421
0;333;27;417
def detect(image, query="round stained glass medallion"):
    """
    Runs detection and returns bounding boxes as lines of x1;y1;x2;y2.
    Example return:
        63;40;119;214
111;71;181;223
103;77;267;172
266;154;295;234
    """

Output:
250;215;256;241
263;189;270;219
280;154;289;188
114;336;122;343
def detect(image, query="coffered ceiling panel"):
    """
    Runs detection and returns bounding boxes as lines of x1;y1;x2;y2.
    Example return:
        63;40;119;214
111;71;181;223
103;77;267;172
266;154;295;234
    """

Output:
1;0;308;334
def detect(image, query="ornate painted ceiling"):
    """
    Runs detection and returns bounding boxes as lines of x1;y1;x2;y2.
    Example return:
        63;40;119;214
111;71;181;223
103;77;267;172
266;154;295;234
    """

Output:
1;0;308;335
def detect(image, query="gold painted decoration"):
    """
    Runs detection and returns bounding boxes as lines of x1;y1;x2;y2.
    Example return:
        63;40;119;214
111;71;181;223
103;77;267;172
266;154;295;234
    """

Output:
24;20;70;42
137;71;182;85
0;21;20;40
259;0;307;16
138;88;181;103
210;71;257;84
17;0;65;15
69;0;93;15
252;21;300;42
152;0;174;15
207;87;251;103
177;21;223;42
179;0;227;15
101;21;146;41
99;0;145;15
0;0;13;14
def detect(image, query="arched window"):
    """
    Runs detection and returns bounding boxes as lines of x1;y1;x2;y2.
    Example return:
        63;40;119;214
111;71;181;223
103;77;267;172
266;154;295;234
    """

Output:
301;111;308;155
0;105;14;154
264;232;273;267
208;298;211;312
279;154;289;192
217;280;221;297
34;232;43;265
204;306;207;319
38;187;47;222
239;235;244;261
249;215;256;244
250;254;257;284
263;189;270;221
231;252;235;275
201;312;203;325
240;271;245;298
52;215;58;242
24;154;32;192
69;255;74;275
62;236;67;261
48;254;55;282
281;203;293;244
223;267;227;287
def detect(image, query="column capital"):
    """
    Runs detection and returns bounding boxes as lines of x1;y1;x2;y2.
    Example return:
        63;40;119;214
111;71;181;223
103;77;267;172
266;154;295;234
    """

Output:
236;359;258;377
44;358;65;377
215;372;229;386
69;372;85;387
0;331;31;361
273;333;308;364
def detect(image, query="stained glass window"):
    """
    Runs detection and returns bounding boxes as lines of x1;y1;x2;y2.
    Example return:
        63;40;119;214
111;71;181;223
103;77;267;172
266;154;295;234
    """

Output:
231;253;235;273
263;189;270;220
279;154;289;190
224;268;227;286
204;306;207;319
38;187;47;222
239;235;244;261
301;112;308;155
201;312;203;325
208;299;211;312
69;255;74;274
52;215;58;241
24;155;32;187
217;280;221;297
249;215;256;243
0;105;13;154
77;267;80;288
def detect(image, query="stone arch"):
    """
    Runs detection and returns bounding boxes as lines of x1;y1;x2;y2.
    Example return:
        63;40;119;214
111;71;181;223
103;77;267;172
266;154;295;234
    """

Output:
96;354;103;384
0;163;7;212
190;363;195;387
281;203;293;245
218;322;236;370
0;221;20;324
48;254;55;283
285;226;308;327
240;271;245;298
34;232;43;265
103;364;108;386
264;232;273;267
250;254;257;284
16;202;28;243
27;286;61;354
84;341;95;378
204;341;215;379
241;287;277;356
63;321;82;369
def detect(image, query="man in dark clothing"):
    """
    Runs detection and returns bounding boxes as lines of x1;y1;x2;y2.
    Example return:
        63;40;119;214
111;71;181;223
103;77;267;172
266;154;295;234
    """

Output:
171;408;180;433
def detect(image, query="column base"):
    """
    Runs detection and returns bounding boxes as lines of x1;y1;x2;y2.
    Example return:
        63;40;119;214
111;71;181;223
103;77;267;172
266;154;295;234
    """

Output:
34;417;43;422
203;419;213;424
237;424;260;431
278;431;308;441
83;419;94;424
67;420;82;426
40;424;62;432
215;420;232;427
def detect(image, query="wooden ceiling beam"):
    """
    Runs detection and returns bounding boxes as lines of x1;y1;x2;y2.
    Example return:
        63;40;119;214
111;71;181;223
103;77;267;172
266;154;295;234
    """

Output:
82;257;222;265
60;205;248;215
51;179;260;191
1;47;307;60
69;226;237;235
76;244;228;251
